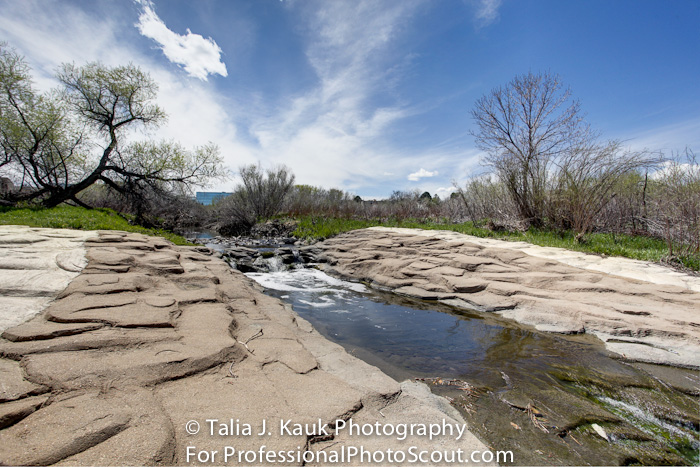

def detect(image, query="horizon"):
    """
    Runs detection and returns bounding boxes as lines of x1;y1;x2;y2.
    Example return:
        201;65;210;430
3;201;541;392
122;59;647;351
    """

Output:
1;0;698;199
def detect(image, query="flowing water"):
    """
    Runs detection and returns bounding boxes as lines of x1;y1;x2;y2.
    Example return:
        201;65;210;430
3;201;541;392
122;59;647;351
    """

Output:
245;264;699;466
183;228;699;464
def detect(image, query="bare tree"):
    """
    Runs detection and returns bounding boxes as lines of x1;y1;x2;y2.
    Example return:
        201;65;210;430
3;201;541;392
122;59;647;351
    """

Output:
551;139;659;238
648;149;700;259
216;164;295;235
471;71;585;227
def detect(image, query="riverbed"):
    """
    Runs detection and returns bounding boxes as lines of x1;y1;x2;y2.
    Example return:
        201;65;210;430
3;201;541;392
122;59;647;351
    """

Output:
241;250;698;465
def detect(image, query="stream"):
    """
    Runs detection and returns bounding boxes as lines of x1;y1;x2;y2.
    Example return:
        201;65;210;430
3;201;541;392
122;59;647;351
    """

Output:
191;233;699;465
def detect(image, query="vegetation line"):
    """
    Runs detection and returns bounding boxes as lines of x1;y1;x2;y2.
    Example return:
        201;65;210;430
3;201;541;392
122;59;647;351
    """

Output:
0;205;695;271
2;45;697;272
0;206;191;246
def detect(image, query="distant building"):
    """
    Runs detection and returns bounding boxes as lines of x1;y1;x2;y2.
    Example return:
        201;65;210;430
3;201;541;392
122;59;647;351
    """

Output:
196;192;231;205
0;177;14;196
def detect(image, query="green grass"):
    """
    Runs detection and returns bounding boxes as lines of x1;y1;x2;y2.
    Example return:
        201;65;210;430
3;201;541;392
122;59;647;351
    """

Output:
0;205;191;245
293;216;697;271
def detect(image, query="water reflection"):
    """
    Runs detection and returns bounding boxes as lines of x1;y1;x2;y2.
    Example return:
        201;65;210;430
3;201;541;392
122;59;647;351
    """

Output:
246;268;600;382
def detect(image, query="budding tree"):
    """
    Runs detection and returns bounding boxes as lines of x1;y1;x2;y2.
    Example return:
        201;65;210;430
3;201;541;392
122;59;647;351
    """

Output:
0;43;225;207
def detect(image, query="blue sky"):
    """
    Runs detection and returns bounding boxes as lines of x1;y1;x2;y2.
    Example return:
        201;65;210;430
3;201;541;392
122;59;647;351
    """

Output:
1;0;698;198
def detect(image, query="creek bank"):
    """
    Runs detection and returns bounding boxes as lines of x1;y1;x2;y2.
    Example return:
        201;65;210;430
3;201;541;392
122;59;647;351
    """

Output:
0;226;491;466
198;226;699;464
305;227;699;465
315;228;700;370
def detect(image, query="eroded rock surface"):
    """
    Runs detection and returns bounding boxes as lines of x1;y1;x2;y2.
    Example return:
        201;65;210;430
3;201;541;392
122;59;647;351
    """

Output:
0;226;97;332
317;228;700;369
0;228;490;466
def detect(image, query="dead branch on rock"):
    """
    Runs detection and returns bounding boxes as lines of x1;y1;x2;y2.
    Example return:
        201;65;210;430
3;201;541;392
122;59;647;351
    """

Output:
227;361;237;378
245;329;263;344
528;403;549;433
236;329;264;354
236;340;255;354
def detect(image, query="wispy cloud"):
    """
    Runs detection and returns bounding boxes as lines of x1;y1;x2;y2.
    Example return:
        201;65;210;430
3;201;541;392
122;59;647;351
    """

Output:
248;0;426;189
622;117;700;155
0;0;481;196
135;0;227;81
473;0;502;29
408;168;438;181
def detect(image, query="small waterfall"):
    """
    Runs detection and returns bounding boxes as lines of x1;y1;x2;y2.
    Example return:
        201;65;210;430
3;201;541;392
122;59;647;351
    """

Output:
265;255;286;272
251;254;286;272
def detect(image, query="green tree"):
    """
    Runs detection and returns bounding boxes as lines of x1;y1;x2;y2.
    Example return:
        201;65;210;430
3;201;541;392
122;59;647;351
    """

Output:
0;43;224;207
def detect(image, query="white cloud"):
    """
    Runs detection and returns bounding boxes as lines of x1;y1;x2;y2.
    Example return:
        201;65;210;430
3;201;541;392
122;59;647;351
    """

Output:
436;186;458;196
0;1;129;88
621;117;700;155
135;0;227;81
0;0;478;196
0;0;249;192
650;160;699;180
473;0;502;29
408;168;438;181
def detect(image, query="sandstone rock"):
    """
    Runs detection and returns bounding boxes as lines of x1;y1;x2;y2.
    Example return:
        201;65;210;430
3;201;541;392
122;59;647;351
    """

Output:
395;286;456;301
0;390;173;466
443;276;487;293
0;227;492;465
0;358;47;402
318;228;700;368
1;320;104;342
0;395;48;429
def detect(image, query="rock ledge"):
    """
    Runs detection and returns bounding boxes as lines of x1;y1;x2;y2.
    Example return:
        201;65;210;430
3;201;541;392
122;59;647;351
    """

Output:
0;227;490;466
317;228;700;369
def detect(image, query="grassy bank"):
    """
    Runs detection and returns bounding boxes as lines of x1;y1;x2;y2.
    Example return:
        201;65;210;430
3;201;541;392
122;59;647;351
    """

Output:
293;216;698;271
0;205;191;245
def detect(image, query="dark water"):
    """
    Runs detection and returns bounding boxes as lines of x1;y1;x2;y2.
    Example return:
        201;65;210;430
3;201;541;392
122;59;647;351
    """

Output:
247;268;699;466
249;269;598;382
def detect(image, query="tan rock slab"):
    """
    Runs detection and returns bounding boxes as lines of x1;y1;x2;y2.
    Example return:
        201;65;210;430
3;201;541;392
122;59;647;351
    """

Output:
319;228;700;368
0;328;177;358
48;301;175;327
0;390;172;466
24;304;243;390
395;286;456;301
0;394;48;429
1;320;104;342
443;276;487;293
0;358;47;402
